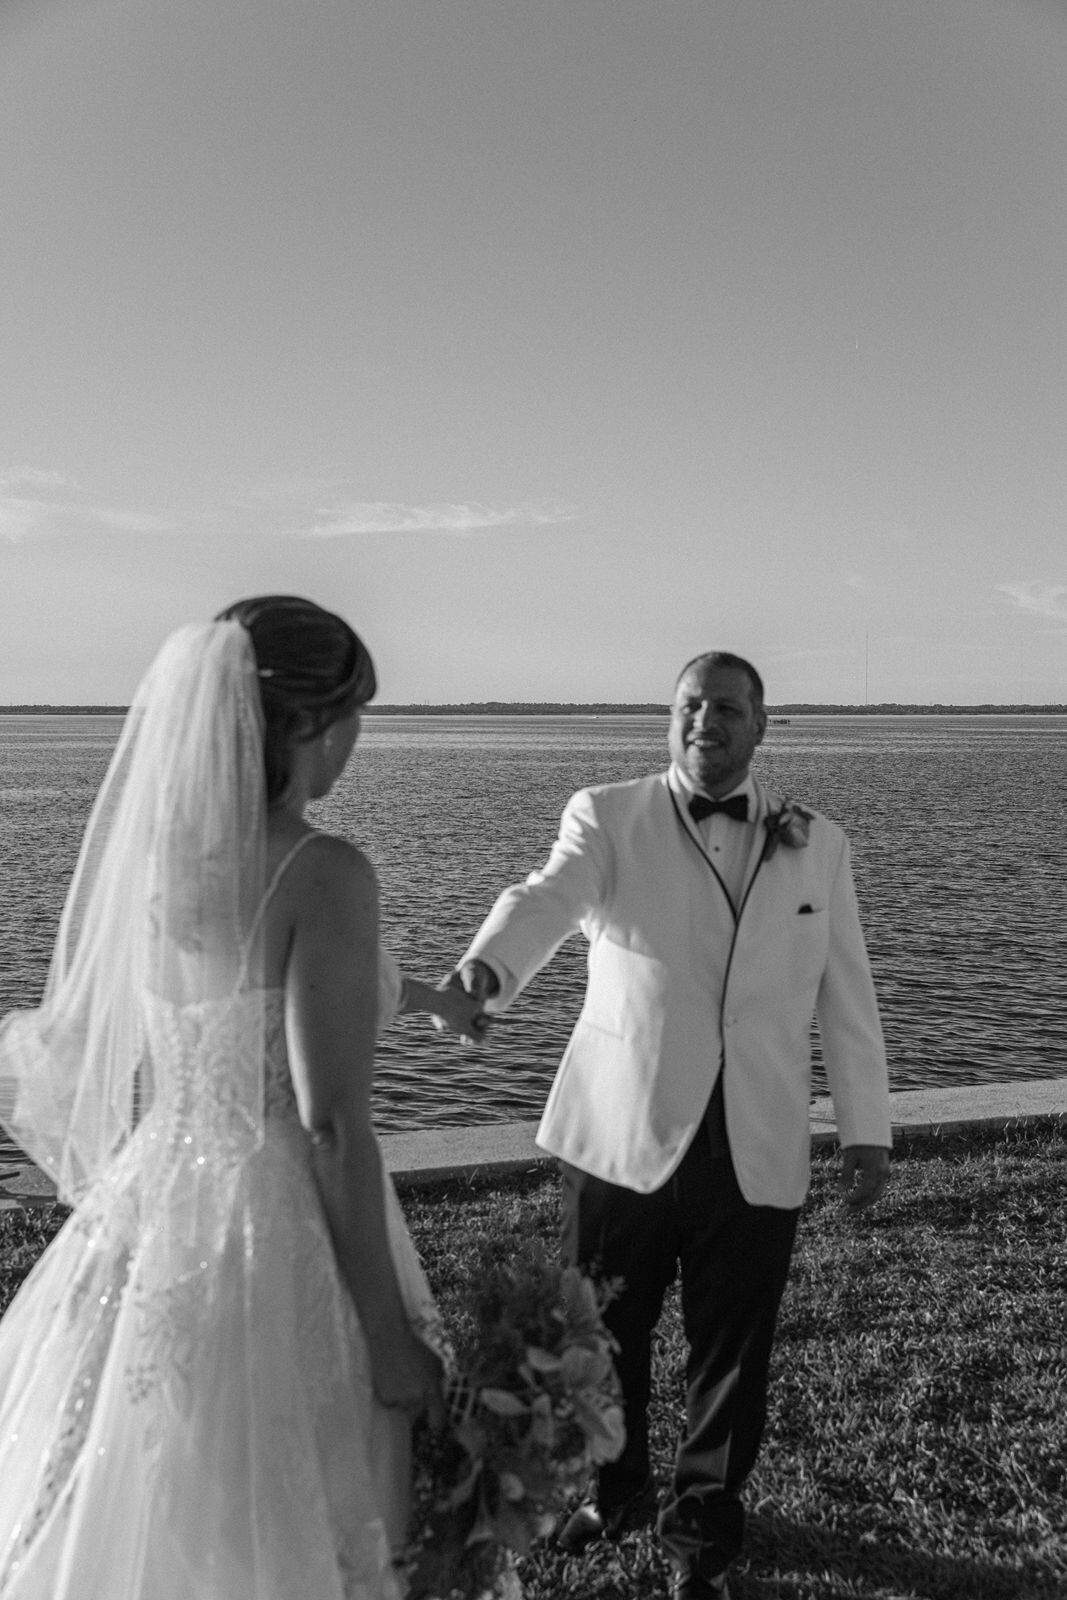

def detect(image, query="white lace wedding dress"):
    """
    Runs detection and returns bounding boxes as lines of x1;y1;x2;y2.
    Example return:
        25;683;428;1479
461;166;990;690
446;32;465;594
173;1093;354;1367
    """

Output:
0;951;441;1600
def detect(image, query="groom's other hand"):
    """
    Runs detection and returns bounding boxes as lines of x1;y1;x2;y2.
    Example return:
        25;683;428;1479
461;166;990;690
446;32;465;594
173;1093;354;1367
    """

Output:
839;1144;891;1210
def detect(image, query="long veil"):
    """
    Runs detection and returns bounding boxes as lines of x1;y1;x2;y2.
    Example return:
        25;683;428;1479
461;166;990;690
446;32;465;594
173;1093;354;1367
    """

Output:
0;619;268;1204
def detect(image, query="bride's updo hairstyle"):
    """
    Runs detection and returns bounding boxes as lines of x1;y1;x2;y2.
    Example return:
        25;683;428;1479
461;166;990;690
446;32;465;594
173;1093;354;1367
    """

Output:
216;595;377;802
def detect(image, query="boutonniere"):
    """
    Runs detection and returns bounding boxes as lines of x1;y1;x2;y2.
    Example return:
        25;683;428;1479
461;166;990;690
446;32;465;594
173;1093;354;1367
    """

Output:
762;800;813;862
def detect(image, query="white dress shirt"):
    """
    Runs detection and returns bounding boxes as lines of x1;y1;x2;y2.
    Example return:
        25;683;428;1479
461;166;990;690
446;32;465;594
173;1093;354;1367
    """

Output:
668;764;761;910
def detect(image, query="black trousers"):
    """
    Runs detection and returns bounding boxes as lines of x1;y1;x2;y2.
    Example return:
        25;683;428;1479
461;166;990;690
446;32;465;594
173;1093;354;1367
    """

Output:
560;1123;799;1579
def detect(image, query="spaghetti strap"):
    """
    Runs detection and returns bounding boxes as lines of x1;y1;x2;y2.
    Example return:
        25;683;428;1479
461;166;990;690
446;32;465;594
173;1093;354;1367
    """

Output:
263;830;318;906
239;832;319;972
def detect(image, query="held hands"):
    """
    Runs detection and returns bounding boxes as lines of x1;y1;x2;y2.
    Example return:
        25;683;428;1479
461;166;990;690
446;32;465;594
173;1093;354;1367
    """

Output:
398;971;490;1043
839;1144;891;1210
431;960;499;1044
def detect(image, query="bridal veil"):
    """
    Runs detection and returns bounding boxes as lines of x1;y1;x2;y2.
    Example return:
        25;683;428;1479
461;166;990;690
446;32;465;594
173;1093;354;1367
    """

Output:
0;620;268;1205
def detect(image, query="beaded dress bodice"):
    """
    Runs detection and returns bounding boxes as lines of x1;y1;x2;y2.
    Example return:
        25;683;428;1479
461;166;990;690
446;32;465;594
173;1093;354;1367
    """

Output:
141;949;403;1148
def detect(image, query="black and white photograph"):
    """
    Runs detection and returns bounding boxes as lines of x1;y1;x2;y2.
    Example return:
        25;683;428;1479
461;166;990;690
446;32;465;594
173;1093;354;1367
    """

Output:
1;3;1064;1597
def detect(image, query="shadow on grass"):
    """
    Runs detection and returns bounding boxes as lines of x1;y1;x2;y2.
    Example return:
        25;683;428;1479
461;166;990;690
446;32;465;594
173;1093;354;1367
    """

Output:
743;1508;1061;1600
516;1509;1062;1600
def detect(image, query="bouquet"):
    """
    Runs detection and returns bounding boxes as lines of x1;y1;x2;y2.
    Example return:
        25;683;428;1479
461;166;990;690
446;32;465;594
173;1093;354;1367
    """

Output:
404;1244;625;1600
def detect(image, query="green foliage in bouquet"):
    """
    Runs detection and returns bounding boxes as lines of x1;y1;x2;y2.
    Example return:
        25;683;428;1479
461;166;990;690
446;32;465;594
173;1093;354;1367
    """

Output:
405;1243;625;1600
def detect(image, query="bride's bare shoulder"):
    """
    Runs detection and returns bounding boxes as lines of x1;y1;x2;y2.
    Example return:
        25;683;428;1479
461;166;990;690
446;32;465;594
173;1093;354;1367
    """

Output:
273;829;378;911
261;832;377;985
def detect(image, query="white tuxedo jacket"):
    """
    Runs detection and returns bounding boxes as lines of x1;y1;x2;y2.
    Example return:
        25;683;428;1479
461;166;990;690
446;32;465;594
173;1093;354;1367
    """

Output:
462;772;891;1207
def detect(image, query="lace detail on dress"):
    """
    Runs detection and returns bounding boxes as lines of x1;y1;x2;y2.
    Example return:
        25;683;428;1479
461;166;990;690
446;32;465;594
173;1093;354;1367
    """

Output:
262;990;299;1120
144;993;266;1153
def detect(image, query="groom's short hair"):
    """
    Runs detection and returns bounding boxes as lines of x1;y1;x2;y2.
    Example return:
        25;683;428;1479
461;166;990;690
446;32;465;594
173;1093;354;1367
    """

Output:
675;652;765;709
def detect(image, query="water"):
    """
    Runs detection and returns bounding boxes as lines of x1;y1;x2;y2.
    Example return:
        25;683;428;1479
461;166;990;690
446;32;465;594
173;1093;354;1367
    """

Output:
1;713;1065;1135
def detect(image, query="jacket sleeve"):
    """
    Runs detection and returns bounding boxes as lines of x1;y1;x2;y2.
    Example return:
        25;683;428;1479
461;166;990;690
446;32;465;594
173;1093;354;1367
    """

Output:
815;837;892;1148
459;787;610;1010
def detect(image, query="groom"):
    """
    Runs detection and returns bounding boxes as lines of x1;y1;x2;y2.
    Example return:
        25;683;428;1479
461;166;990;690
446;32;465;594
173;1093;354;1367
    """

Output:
449;652;891;1599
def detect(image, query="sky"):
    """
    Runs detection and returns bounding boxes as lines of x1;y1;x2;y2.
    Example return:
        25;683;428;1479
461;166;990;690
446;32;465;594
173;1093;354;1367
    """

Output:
1;0;1065;705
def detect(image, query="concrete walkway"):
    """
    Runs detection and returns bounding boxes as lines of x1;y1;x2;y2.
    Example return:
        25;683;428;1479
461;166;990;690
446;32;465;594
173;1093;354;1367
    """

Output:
384;1076;1067;1189
2;1078;1064;1210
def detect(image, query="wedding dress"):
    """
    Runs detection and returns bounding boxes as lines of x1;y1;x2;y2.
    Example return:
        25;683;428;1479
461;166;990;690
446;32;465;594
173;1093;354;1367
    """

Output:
0;921;440;1600
0;624;442;1600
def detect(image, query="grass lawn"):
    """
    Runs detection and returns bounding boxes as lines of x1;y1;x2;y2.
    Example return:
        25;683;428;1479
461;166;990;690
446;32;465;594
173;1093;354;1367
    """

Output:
402;1123;1066;1600
3;1122;1064;1599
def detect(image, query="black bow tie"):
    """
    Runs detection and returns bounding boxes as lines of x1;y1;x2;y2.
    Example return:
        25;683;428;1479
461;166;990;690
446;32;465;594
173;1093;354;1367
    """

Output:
688;792;749;823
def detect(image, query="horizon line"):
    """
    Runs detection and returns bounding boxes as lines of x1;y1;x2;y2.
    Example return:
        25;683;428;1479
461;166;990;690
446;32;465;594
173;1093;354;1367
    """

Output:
3;701;1066;716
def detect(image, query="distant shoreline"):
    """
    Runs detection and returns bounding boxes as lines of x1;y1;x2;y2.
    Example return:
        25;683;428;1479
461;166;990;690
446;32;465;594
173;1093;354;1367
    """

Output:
2;703;1066;718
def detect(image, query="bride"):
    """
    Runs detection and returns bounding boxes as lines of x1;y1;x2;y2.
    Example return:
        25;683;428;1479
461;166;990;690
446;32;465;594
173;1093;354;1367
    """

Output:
0;596;482;1599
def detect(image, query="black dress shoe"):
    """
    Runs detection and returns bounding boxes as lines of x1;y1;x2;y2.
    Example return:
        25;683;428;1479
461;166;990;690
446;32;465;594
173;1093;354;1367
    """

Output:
670;1571;731;1599
558;1478;659;1551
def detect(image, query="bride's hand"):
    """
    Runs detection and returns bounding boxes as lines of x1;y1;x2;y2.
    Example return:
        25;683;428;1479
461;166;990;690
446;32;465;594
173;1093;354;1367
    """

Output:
371;1329;445;1426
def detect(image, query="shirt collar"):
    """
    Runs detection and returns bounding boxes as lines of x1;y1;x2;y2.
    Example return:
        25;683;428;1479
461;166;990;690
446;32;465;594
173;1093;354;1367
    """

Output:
668;763;758;814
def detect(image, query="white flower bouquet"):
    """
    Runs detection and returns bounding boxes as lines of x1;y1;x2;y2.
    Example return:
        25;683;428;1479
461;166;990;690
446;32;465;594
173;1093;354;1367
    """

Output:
405;1244;625;1600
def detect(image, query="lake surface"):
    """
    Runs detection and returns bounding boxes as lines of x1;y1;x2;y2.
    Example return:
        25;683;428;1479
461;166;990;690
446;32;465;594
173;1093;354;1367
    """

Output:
1;713;1065;1134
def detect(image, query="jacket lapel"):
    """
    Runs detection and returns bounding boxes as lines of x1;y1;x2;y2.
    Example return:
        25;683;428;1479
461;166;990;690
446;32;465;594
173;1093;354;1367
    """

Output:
739;781;802;923
737;781;773;902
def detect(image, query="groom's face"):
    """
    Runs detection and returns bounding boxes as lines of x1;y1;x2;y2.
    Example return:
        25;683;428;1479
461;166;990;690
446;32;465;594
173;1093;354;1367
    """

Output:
669;663;766;796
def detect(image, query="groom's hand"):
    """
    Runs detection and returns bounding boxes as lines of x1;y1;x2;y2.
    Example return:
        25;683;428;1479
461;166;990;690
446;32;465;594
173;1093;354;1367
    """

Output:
839;1145;890;1210
456;960;500;1006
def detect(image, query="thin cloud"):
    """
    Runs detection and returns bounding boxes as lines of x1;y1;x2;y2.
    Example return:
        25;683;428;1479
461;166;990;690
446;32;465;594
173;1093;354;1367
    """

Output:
0;466;77;492
997;580;1067;620
0;469;172;541
85;506;174;534
0;496;53;542
297;500;579;538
